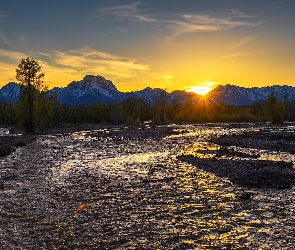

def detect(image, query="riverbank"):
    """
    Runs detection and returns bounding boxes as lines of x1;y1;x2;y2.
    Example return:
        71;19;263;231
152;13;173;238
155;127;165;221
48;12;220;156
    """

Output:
1;123;295;249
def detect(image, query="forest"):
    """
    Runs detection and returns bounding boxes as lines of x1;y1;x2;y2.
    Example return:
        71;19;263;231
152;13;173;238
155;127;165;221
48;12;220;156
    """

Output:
0;90;294;130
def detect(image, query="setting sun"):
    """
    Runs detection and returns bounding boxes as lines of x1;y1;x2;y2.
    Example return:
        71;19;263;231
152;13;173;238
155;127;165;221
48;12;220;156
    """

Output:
186;86;212;96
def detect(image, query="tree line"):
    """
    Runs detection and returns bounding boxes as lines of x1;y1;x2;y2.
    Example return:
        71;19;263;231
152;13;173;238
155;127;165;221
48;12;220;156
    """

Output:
0;58;294;133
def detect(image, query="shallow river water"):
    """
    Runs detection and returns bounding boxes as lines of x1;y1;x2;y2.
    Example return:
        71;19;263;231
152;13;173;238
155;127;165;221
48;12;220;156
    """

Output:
1;124;295;249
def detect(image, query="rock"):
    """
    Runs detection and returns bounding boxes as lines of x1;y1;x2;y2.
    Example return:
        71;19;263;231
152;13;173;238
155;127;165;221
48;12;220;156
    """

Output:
14;142;27;147
0;135;36;157
237;192;254;200
0;144;15;157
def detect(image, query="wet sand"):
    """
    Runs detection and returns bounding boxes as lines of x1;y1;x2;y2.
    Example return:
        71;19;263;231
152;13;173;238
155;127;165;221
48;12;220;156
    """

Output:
0;124;295;249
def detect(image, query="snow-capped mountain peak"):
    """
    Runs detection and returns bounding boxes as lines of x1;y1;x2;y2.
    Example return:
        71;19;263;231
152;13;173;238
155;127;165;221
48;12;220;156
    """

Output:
50;75;123;105
69;75;117;91
208;84;295;105
0;82;20;102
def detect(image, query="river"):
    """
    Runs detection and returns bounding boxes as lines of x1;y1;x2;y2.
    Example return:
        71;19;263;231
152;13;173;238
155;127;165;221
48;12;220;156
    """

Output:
0;124;295;249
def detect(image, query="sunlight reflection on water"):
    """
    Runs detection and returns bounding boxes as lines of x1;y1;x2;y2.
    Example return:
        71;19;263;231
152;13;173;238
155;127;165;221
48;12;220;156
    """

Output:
51;135;171;184
39;124;295;248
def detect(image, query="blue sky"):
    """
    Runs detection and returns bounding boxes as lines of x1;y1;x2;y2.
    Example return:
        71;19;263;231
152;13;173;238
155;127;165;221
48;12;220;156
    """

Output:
0;0;295;91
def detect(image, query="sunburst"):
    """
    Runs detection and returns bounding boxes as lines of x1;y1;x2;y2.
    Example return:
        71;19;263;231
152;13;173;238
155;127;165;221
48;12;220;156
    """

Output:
186;86;212;96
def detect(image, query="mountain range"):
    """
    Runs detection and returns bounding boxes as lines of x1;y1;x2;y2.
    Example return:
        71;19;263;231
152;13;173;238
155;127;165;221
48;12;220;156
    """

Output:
1;75;295;106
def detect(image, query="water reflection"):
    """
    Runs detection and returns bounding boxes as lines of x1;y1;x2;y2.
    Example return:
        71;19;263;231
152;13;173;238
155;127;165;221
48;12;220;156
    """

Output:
2;124;295;248
52;124;295;248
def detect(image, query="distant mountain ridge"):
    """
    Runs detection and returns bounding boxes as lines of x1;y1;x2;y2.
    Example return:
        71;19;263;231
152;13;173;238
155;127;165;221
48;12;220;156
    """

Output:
1;75;295;106
208;84;295;105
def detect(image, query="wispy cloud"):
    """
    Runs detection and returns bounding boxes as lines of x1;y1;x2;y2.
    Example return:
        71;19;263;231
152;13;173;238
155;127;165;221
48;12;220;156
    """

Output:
169;14;265;36
230;9;255;18
99;2;139;19
98;2;156;22
0;46;178;91
231;35;257;48
97;3;265;38
0;48;27;61
220;50;264;59
53;46;149;79
0;46;150;88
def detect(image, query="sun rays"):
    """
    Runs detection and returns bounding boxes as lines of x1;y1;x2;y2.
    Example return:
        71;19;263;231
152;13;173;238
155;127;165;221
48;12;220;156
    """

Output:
186;86;212;96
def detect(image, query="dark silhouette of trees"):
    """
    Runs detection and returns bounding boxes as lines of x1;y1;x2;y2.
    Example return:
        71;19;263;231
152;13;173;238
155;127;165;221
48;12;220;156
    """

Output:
251;100;265;119
152;90;168;124
264;92;286;124
0;99;17;125
15;57;47;133
3;84;295;127
166;100;182;122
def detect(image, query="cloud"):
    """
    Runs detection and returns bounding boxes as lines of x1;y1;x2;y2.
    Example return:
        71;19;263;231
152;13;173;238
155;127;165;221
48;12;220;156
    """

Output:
53;46;149;79
48;47;178;91
97;4;265;38
100;2;140;19
169;14;265;37
220;50;264;59
0;46;176;91
0;48;27;61
231;35;257;48
0;46;150;89
98;2;156;22
230;9;255;18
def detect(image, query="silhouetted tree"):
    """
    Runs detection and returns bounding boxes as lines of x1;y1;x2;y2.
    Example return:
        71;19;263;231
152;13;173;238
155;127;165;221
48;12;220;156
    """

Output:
16;57;47;133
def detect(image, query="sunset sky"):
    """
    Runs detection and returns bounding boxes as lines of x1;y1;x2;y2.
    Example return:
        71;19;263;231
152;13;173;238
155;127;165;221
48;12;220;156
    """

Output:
0;0;294;92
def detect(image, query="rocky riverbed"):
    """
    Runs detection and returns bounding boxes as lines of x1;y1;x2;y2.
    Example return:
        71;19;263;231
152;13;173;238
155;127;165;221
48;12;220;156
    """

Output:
1;123;295;249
